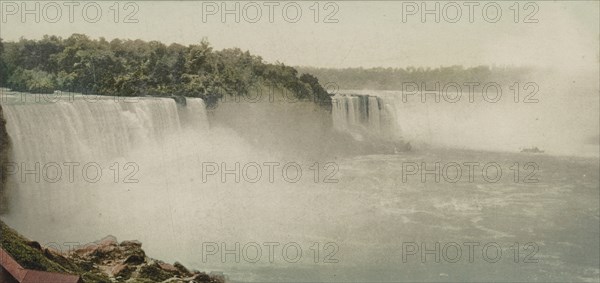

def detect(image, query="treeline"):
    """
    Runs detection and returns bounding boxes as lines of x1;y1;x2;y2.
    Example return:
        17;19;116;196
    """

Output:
296;65;535;91
0;35;331;107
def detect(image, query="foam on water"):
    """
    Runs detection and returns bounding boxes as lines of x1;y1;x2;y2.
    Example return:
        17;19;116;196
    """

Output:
335;88;599;157
0;91;598;282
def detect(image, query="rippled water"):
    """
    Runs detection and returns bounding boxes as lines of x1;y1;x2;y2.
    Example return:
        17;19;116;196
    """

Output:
1;91;598;282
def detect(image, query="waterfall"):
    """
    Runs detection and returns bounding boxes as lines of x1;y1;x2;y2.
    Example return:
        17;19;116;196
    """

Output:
178;97;210;132
0;95;212;164
339;89;599;157
0;93;211;216
331;94;399;141
3;97;170;163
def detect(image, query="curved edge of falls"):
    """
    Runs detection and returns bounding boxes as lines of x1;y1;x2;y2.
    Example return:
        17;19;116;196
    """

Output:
0;94;209;213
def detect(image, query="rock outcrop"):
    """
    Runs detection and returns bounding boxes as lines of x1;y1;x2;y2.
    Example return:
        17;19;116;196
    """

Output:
68;235;226;283
1;220;226;282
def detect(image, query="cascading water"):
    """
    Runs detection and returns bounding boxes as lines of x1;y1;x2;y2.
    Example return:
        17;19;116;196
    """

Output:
1;95;190;164
0;89;598;282
1;94;211;162
331;94;399;141
178;98;210;132
0;93;212;239
335;89;599;157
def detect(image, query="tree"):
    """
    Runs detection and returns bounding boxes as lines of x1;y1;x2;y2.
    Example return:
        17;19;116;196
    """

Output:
0;34;332;106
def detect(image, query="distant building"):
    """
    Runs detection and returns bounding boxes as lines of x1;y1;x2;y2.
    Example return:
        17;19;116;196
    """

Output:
0;247;82;283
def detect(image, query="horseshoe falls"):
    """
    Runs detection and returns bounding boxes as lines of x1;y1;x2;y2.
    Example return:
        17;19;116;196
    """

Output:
0;90;598;283
332;90;599;158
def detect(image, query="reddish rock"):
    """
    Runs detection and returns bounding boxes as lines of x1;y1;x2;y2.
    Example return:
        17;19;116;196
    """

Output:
110;263;128;277
159;262;179;273
97;235;118;246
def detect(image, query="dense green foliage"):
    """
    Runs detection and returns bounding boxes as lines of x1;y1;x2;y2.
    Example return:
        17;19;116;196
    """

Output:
296;65;534;91
0;35;332;107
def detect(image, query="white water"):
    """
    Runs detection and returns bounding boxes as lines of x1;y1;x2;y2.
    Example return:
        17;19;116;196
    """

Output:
2;95;192;163
332;94;398;141
0;90;598;282
333;88;600;158
0;93;213;241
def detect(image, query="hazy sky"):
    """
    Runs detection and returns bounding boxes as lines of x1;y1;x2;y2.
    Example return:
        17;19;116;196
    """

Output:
1;1;598;69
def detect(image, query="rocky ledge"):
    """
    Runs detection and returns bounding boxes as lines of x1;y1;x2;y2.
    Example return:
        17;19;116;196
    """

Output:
1;220;226;282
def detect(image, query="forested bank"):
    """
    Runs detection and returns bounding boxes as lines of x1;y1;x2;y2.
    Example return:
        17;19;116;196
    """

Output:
296;65;535;91
0;35;331;108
